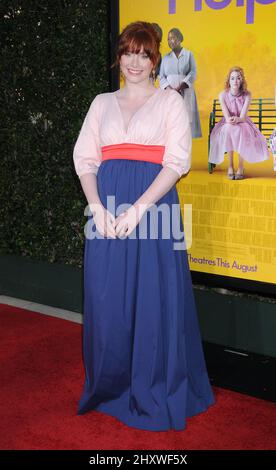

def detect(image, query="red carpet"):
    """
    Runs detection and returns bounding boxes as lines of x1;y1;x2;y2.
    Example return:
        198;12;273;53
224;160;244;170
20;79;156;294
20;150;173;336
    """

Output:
1;302;276;450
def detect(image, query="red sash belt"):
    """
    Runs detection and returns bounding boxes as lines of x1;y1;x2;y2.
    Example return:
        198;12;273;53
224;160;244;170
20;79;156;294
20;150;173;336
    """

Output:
101;143;165;165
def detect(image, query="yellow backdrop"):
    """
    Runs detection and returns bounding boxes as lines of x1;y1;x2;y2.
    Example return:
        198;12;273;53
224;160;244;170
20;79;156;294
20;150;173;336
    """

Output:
119;0;276;284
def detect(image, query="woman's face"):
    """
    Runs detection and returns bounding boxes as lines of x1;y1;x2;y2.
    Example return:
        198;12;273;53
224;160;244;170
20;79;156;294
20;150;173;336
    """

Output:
229;71;243;91
120;45;153;84
168;32;181;50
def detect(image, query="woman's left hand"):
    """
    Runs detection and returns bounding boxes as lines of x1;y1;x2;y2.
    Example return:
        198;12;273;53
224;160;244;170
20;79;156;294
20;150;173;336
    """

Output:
228;116;237;124
114;204;147;238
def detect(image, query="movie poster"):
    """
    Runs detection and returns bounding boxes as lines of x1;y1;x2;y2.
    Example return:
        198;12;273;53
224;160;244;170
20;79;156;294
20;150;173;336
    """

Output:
118;0;276;285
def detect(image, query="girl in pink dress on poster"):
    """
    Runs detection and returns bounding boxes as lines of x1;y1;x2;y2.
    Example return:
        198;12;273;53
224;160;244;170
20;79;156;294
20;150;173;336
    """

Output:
269;84;276;171
208;66;269;180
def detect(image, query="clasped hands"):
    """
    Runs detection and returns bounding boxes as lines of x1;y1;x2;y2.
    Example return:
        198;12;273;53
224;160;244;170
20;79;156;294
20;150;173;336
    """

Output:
176;82;189;93
226;116;241;125
166;82;189;94
89;203;147;239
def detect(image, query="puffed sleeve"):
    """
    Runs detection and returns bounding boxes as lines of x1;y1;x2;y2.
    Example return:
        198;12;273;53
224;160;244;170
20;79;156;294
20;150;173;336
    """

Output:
73;94;102;177
162;90;192;178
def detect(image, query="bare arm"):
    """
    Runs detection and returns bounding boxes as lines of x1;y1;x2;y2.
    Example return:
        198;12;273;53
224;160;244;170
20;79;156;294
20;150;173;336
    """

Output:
236;92;251;123
219;91;231;121
77;172;116;238
133;166;181;213
78;173;102;208
114;161;188;239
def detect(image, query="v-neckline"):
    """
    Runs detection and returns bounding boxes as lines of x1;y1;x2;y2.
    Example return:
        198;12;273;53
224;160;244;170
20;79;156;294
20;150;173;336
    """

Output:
172;47;184;60
113;87;161;135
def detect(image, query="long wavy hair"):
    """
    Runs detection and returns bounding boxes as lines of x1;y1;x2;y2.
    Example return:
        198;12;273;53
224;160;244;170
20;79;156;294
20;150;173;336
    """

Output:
225;66;248;94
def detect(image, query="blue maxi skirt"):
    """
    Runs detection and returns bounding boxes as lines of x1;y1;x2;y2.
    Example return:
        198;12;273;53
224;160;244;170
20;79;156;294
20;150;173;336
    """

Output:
77;159;214;431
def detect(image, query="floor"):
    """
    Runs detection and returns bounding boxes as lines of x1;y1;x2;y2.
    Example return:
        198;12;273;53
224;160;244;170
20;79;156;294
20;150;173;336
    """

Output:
0;295;82;324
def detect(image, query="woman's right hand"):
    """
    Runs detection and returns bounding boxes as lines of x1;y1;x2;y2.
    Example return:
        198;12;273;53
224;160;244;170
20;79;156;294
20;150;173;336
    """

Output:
89;203;116;239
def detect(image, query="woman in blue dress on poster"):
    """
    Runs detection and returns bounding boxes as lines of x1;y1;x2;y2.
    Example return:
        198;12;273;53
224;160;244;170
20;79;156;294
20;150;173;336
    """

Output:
73;21;214;432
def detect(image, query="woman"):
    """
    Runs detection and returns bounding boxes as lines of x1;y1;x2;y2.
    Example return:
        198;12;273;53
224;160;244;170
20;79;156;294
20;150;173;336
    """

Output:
73;21;214;432
158;28;202;138
269;84;276;170
208;66;269;180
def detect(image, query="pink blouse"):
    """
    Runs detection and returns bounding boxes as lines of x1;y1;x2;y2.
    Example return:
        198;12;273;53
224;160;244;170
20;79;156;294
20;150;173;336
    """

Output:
73;87;192;178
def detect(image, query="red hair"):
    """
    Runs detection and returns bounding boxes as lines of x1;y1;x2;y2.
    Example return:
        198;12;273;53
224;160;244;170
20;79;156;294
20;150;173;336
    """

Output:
111;21;161;72
225;66;248;94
